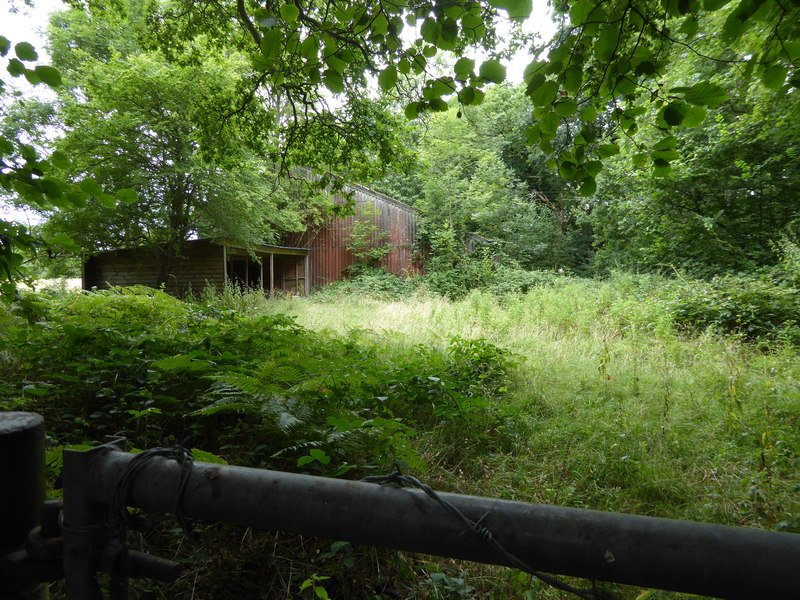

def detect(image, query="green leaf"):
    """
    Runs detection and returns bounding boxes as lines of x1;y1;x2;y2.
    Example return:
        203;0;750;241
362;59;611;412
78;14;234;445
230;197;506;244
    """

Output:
33;65;61;87
98;193;117;209
682;105;707;127
559;160;577;180
595;27;619;62
703;0;732;8
458;86;476;105
762;65;788;89
323;70;344;93
429;98;449;112
653;136;678;151
7;58;26;77
49;233;80;251
14;42;37;62
555;99;578;116
478;59;506;83
653;158;672;177
585;160;603;176
49;151;71;169
80;178;104;196
116;189;138;204
562;64;583;94
280;3;300;23
652;148;680;161
680;15;699;38
489;0;532;19
525;124;540;144
677;81;728;107
580;106;597;122
404;101;422;119
24;69;40;85
539;111;560;136
0;36;9;57
784;41;800;61
579;176;597;196
530;80;558;106
372;12;389;35
260;29;283;59
377;65;397;91
721;15;744;43
662;101;687;126
420;18;440;43
597;143;620;158
569;0;595;25
432;77;455;97
300;36;318;60
454;57;475;78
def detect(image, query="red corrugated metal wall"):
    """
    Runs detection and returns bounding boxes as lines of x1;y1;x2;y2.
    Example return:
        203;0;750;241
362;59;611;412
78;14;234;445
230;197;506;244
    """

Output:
289;183;419;289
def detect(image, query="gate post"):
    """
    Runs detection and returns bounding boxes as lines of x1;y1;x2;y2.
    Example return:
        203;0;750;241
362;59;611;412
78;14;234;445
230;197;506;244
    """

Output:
0;412;45;600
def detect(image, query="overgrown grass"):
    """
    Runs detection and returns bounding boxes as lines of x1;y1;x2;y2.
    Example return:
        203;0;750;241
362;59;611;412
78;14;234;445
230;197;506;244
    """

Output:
1;273;798;599
257;274;799;530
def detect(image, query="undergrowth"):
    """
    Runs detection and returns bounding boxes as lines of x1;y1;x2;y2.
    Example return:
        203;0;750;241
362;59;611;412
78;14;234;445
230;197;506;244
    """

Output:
1;274;798;600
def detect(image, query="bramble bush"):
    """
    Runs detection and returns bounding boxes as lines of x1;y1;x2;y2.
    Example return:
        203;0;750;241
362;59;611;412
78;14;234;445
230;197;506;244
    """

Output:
0;286;518;474
666;275;800;345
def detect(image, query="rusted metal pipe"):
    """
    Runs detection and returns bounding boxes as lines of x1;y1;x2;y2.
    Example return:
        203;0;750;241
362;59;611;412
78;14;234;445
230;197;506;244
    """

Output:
63;444;800;600
0;412;45;600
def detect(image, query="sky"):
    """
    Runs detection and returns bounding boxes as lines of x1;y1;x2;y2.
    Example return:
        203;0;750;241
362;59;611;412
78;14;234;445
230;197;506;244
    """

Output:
1;0;558;224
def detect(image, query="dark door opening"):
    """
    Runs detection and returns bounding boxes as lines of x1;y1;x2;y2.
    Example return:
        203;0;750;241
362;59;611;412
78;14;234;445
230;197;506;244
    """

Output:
227;257;262;290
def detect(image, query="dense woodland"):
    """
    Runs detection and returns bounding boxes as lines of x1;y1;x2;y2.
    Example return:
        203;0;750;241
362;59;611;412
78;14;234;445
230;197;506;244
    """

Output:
1;0;799;598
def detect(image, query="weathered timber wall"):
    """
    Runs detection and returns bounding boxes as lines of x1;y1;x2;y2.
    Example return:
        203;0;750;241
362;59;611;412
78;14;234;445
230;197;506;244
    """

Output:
83;240;225;296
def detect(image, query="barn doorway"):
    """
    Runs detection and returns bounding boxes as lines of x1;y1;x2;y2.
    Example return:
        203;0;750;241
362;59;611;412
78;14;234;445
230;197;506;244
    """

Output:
226;256;262;291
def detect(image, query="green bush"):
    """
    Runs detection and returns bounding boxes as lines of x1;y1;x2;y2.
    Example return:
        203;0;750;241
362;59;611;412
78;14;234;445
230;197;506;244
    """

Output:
312;267;417;301
487;266;561;296
666;275;800;344
0;287;517;473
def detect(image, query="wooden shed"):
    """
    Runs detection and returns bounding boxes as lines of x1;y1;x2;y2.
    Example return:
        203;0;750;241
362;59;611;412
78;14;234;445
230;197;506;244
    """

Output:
83;239;309;296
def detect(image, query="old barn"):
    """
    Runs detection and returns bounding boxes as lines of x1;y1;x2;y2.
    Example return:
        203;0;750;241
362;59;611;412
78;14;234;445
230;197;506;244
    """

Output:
82;181;418;295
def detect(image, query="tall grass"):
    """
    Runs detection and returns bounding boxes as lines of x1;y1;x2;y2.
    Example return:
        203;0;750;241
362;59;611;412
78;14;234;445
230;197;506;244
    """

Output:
254;274;800;532
5;276;798;600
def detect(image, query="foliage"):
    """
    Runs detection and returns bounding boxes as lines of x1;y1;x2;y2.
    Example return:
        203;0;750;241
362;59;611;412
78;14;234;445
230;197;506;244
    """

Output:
666;274;800;344
0;287;516;471
588;27;800;276
37;6;321;262
3;277;800;598
345;202;392;270
533;0;800;193
311;266;417;301
0;36;136;298
143;0;800;196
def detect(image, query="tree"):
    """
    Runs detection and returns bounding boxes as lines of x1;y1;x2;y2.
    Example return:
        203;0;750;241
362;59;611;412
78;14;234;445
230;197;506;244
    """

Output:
1;35;139;297
588;13;800;275
145;0;799;191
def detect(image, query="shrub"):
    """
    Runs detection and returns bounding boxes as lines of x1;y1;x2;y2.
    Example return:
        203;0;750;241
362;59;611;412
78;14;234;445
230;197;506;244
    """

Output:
487;266;561;296
666;275;800;344
312;267;416;301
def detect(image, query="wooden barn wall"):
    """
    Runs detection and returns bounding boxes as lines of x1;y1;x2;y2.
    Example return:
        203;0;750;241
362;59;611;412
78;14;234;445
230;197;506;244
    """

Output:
84;241;225;296
290;185;419;288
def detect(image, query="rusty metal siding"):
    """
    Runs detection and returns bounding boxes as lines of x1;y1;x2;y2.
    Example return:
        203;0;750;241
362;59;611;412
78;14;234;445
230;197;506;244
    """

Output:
294;183;419;288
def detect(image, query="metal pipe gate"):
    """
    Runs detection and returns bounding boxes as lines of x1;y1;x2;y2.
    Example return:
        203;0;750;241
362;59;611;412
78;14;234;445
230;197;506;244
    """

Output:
2;412;800;599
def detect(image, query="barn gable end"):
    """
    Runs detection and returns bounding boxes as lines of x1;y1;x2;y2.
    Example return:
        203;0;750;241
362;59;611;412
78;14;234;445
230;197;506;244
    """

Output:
286;181;419;288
